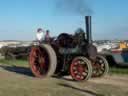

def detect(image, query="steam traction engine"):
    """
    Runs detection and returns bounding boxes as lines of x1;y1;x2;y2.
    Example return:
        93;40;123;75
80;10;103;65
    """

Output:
29;16;109;81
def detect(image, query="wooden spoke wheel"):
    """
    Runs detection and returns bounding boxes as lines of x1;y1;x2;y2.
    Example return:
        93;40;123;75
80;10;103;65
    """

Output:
70;57;92;81
29;44;57;78
92;55;109;77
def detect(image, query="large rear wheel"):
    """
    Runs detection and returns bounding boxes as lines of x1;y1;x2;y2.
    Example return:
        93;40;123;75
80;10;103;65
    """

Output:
70;57;92;81
29;44;57;78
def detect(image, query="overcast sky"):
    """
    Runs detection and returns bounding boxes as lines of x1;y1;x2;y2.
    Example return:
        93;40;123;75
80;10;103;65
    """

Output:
0;0;128;40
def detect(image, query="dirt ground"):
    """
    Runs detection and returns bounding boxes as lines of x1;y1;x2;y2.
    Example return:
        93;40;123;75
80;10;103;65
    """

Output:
0;64;128;96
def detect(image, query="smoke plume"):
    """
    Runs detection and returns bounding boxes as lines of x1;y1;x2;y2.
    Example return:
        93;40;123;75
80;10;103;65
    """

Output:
55;0;93;15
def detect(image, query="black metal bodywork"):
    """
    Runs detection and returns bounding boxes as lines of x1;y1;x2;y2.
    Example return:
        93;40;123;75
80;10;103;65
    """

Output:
29;16;109;81
51;16;97;74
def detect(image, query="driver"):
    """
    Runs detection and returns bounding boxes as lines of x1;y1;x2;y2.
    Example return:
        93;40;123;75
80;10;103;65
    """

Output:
36;28;45;43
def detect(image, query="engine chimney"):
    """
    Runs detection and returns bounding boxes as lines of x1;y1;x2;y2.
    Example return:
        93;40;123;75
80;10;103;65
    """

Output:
85;16;92;44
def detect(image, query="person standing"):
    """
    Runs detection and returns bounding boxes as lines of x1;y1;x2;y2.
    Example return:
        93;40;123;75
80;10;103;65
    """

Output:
36;28;45;43
45;30;51;43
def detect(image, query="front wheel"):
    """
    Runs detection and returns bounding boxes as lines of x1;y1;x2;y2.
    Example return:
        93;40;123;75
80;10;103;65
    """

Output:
70;56;92;81
92;55;109;77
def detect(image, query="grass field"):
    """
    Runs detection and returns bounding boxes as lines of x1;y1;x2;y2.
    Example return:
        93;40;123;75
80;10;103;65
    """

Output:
0;59;128;75
0;59;28;67
110;67;128;74
0;59;128;96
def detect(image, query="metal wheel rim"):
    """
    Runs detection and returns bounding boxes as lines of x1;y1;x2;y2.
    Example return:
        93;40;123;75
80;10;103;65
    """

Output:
29;47;49;77
70;58;89;81
92;56;106;77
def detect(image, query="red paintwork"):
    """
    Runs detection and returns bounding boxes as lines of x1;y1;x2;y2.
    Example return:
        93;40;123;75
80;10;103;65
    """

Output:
70;59;87;81
29;46;49;78
111;49;122;53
